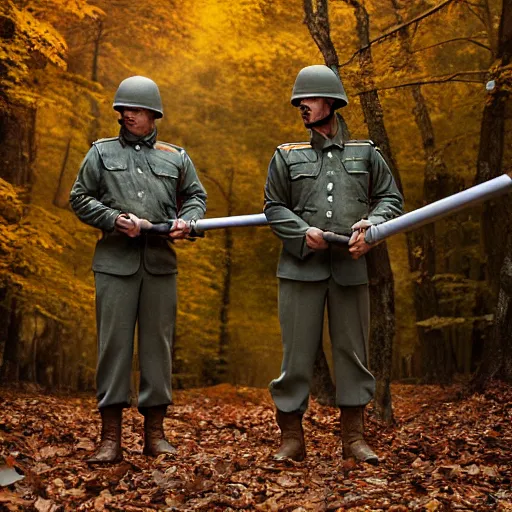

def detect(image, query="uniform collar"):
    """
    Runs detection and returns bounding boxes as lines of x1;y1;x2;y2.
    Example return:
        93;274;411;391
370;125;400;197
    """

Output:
119;126;157;148
309;115;344;151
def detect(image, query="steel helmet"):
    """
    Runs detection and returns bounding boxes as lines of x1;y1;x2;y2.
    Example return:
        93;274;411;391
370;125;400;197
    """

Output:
291;65;348;109
113;76;164;118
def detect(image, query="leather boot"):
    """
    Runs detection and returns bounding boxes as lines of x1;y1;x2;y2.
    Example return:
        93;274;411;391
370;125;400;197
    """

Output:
87;405;123;463
142;406;176;456
273;409;306;462
340;406;378;465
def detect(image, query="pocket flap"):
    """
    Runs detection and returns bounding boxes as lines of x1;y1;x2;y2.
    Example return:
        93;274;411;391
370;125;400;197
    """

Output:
97;150;128;171
343;158;369;174
289;163;320;180
150;164;180;179
148;151;181;179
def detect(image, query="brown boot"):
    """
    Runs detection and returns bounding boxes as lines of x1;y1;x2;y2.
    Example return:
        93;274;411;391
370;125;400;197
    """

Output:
142;406;176;456
87;405;123;464
273;410;306;462
340;406;378;465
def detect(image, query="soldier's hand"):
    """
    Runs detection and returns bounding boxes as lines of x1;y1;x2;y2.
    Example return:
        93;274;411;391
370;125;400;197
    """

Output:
306;227;329;251
348;219;373;260
115;213;142;237
169;218;191;239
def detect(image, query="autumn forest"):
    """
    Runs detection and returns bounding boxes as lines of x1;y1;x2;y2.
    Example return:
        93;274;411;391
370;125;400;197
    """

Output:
1;0;512;510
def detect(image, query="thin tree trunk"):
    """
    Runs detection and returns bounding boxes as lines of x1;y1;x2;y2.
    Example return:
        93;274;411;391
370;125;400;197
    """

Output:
88;20;103;144
53;137;72;208
201;170;235;384
217;169;234;383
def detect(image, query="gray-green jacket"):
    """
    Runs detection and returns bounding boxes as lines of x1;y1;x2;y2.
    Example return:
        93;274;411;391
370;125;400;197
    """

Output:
264;124;403;286
70;136;207;276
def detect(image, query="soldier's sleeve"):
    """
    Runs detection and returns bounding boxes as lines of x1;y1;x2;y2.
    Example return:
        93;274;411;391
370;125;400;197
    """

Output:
264;149;314;260
177;150;207;222
69;147;122;232
367;146;404;225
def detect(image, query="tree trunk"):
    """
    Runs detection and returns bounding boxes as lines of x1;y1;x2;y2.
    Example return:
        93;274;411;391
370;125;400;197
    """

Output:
216;170;235;383
303;0;402;422
0;297;21;384
344;0;405;423
88;20;103;145
391;0;464;384
200;169;236;384
0;10;37;385
472;0;512;390
53;137;72;208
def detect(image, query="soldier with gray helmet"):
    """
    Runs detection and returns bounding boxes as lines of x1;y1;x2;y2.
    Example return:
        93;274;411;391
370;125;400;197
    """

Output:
264;65;403;464
70;76;207;463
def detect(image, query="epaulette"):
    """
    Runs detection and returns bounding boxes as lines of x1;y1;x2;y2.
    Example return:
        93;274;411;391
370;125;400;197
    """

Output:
278;142;312;151
344;140;375;146
154;141;182;153
92;136;119;146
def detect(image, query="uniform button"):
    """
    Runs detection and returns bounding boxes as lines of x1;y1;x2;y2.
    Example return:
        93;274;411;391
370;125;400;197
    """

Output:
135;144;141;151
137;168;143;174
137;191;144;198
326;211;332;218
327;151;333;158
327;195;333;203
327;182;334;192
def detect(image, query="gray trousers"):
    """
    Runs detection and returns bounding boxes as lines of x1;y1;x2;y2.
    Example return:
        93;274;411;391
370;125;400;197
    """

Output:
270;278;375;413
94;266;176;409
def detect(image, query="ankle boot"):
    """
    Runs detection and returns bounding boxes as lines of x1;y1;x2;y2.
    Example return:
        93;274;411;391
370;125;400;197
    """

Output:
340;406;378;465
87;405;123;463
142;405;176;456
273;409;306;462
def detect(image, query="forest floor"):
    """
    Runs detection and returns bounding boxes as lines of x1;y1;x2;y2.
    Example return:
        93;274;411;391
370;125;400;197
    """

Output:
0;381;511;512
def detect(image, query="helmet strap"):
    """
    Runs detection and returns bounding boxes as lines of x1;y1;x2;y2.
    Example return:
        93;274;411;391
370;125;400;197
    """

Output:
304;106;335;129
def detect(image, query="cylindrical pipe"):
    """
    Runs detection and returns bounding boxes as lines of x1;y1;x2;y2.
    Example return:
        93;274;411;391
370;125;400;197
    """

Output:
192;213;268;231
365;173;512;244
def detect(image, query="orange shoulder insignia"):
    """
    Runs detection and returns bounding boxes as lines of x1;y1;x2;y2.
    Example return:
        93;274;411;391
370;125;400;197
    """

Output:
154;141;180;153
278;142;312;151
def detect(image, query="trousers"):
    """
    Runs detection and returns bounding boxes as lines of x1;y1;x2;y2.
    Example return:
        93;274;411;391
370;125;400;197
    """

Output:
94;266;176;409
270;278;375;412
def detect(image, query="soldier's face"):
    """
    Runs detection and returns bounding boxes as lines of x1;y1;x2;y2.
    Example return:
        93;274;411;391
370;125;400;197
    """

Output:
299;98;332;126
121;108;155;136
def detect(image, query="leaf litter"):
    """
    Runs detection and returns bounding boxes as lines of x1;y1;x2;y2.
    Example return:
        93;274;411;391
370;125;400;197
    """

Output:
0;381;511;511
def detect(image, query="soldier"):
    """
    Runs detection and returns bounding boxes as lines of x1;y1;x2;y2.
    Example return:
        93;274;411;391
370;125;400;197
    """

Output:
264;65;403;464
70;76;207;463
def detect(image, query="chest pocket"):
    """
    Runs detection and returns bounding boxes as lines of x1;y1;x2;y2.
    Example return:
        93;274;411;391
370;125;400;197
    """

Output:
342;157;370;199
146;152;182;210
287;150;321;180
147;151;181;183
343;157;369;174
97;149;128;172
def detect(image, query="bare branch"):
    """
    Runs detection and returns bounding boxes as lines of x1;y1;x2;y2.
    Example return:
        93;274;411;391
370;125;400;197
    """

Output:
461;1;486;26
339;0;458;67
201;172;229;203
355;69;490;94
412;36;492;54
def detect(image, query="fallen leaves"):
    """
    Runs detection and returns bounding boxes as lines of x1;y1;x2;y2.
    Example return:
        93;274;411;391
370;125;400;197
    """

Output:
0;381;511;511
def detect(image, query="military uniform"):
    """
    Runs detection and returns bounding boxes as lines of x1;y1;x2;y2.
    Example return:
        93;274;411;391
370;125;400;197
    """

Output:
70;131;207;409
264;121;403;412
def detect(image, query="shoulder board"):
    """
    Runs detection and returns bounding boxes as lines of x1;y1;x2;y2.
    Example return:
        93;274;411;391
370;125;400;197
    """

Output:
154;141;182;153
92;136;119;146
344;140;375;146
278;142;312;151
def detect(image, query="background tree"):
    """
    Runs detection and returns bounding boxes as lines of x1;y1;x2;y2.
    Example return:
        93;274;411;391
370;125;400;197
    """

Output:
472;0;512;389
